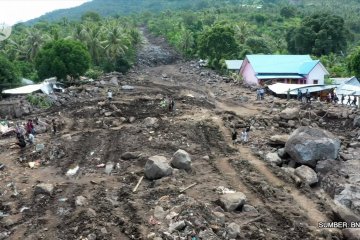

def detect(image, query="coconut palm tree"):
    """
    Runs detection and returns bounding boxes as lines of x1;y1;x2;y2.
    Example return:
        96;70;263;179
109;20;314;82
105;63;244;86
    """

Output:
102;25;131;61
26;28;50;61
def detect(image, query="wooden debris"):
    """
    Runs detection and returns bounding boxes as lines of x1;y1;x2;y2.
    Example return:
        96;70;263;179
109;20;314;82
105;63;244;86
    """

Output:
133;176;144;192
179;183;197;193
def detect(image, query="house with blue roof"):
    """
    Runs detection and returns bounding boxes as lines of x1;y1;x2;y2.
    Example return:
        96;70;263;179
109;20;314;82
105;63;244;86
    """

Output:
239;55;329;86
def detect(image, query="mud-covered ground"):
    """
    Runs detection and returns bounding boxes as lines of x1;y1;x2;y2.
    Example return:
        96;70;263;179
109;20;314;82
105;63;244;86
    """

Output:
0;30;357;240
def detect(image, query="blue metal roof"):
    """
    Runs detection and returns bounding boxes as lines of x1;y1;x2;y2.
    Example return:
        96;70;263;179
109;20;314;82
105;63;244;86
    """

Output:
246;55;318;75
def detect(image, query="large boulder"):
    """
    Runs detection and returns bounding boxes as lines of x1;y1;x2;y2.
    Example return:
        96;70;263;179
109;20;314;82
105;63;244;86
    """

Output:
354;116;360;127
143;117;159;128
294;165;318;186
279;108;299;120
219;192;246;212
170;149;192;171
144;155;173;180
34;183;54;195
285;127;340;167
334;184;360;212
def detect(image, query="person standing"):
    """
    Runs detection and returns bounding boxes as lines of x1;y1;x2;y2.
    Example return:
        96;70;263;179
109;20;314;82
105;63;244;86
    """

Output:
287;88;291;101
305;89;311;103
347;95;352;105
259;88;265;100
107;89;113;102
352;96;357;106
231;129;238;145
341;95;345;105
297;89;302;102
26;119;35;135
52;119;57;135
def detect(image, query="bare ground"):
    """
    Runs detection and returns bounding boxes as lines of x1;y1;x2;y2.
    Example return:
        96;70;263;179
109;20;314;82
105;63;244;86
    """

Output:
0;31;348;240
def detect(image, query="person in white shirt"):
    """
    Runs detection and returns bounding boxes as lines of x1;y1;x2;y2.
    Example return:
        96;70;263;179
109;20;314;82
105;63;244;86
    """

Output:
107;89;113;102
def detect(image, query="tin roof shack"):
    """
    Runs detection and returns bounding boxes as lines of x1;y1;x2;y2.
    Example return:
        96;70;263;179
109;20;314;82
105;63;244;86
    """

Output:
225;60;243;72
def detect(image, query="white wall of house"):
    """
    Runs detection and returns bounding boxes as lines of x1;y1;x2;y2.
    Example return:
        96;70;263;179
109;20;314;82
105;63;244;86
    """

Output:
306;63;326;85
241;60;259;85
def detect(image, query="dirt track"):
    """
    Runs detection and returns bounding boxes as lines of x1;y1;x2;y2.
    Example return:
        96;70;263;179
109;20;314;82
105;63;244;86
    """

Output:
0;31;348;240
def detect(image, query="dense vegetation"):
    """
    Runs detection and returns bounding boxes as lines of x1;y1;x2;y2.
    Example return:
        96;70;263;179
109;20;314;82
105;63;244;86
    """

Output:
2;0;360;90
0;12;141;89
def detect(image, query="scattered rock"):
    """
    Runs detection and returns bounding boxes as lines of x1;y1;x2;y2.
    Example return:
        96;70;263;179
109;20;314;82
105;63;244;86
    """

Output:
169;220;186;233
154;206;168;220
226;222;241;238
121;152;139;160
219;192;246;212
144;155;173;180
265;152;282;166
335;184;360;211
35;144;45;152
279;108;299;120
294;165;318;186
75;196;88;206
170;149;192;171
269;135;289;146
354;116;360;127
277;148;287;158
35;183;54;195
144;117;159;128
129;116;136;123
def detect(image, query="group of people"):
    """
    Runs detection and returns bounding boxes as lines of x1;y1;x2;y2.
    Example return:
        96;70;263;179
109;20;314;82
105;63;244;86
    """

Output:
14;118;57;149
294;89;312;103
15;119;35;148
232;126;250;145
341;94;358;106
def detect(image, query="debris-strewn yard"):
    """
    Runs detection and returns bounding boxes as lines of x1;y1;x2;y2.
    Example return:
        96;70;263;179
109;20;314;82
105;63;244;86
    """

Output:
0;30;359;240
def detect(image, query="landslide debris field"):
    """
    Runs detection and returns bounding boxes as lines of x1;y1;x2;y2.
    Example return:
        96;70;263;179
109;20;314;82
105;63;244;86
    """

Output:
1;32;360;240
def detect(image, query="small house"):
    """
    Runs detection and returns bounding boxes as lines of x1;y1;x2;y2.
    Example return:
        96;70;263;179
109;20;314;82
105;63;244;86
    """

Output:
239;55;329;86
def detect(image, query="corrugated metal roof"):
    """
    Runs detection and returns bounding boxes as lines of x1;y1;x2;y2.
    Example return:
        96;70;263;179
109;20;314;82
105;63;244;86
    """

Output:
257;74;303;79
246;55;313;74
336;77;360;95
268;83;335;95
225;60;243;70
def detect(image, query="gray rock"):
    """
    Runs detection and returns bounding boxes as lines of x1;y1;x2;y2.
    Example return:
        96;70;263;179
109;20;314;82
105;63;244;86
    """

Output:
170;149;192;171
269;135;289;146
335;184;360;211
279;108;299;120
121;85;135;90
105;162;114;175
213;211;225;224
121;152;139;160
242;204;259;215
285;127;341;167
288;120;296;127
294;165;318;186
154;206;168;220
169;220;186;233
354;116;360;127
75;196;88;206
265;152;283;166
227;222;240;238
128;116;136;123
87;233;97;240
109;77;119;86
198;229;218;239
144;117;159;128
315;159;339;174
219;192;246;212
277;148;287;158
144;155;173;180
343;229;360;240
35;183;54;195
35;144;45;152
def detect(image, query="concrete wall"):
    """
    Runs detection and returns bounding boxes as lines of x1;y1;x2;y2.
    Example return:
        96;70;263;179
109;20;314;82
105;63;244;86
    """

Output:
240;59;259;85
306;63;326;85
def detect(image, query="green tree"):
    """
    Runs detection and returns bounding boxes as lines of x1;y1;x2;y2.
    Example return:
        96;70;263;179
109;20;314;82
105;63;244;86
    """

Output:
280;6;297;18
286;13;348;56
35;39;91;81
0;54;20;90
348;47;360;78
198;23;238;68
81;11;102;22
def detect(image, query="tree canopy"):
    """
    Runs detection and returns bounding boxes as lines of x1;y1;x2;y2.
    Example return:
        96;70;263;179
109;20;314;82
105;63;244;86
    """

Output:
286;13;348;56
198;24;239;68
35;39;91;81
0;54;19;90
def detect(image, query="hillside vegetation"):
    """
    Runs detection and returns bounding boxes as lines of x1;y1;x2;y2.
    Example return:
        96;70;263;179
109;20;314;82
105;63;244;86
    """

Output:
1;0;360;89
